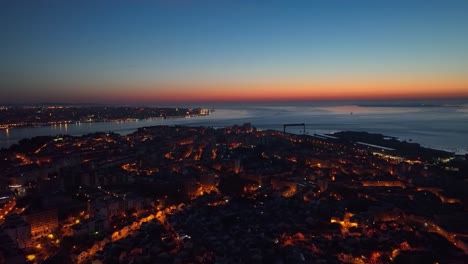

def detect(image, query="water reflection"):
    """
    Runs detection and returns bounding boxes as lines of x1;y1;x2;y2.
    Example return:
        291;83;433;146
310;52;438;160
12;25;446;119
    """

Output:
1;103;467;154
318;105;422;115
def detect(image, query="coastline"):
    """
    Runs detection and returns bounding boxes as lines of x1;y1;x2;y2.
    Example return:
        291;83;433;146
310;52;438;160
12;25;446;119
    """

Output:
0;106;211;130
2;123;466;157
1;102;467;154
0;114;208;130
2;124;468;155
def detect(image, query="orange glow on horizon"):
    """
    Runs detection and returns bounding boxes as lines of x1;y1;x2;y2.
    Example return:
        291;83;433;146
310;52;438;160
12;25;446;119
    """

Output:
84;77;468;103
18;76;468;103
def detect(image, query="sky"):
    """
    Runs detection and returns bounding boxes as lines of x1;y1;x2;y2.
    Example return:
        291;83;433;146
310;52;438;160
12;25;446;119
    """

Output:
1;0;468;104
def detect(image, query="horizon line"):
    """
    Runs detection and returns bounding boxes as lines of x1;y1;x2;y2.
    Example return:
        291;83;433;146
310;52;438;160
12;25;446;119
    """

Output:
2;96;468;107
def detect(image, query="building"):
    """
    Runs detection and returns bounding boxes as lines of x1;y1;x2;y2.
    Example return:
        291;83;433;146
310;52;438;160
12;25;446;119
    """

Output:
70;216;109;236
23;208;58;238
2;214;32;248
0;231;27;264
89;195;145;219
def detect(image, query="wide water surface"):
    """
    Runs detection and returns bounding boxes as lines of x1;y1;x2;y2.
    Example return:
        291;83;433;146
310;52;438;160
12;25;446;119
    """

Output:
1;101;468;154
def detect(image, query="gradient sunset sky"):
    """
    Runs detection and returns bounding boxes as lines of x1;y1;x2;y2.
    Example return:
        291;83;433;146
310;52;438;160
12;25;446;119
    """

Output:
1;0;468;103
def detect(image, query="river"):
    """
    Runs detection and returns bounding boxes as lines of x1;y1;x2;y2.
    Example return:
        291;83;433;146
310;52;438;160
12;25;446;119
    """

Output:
1;100;468;154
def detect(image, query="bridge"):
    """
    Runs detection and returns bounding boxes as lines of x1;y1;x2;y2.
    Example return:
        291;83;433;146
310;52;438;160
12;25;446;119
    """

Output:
283;123;305;134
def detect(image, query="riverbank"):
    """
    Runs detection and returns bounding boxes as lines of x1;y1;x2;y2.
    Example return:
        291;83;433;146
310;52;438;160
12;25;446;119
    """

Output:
0;106;211;129
1;102;467;153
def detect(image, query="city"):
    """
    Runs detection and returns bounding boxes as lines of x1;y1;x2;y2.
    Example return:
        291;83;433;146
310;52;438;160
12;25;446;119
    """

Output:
2;1;468;263
1;124;466;263
0;106;210;129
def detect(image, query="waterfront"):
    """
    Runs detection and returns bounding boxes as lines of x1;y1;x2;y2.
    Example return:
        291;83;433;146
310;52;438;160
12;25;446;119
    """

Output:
1;101;468;154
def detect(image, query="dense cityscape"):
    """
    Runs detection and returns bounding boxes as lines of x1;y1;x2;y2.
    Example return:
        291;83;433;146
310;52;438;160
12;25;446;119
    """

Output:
2;1;468;263
1;120;466;263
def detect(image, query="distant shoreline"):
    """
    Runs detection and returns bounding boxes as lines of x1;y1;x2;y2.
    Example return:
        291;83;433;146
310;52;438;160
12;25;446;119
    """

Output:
1;103;467;154
0;115;201;130
0;106;211;130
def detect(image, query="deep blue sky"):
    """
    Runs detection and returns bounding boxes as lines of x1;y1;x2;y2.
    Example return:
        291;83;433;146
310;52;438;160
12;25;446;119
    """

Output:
1;0;468;103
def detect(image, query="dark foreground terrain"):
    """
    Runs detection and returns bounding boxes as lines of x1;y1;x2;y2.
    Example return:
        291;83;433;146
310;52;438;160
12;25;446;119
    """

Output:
0;124;467;263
